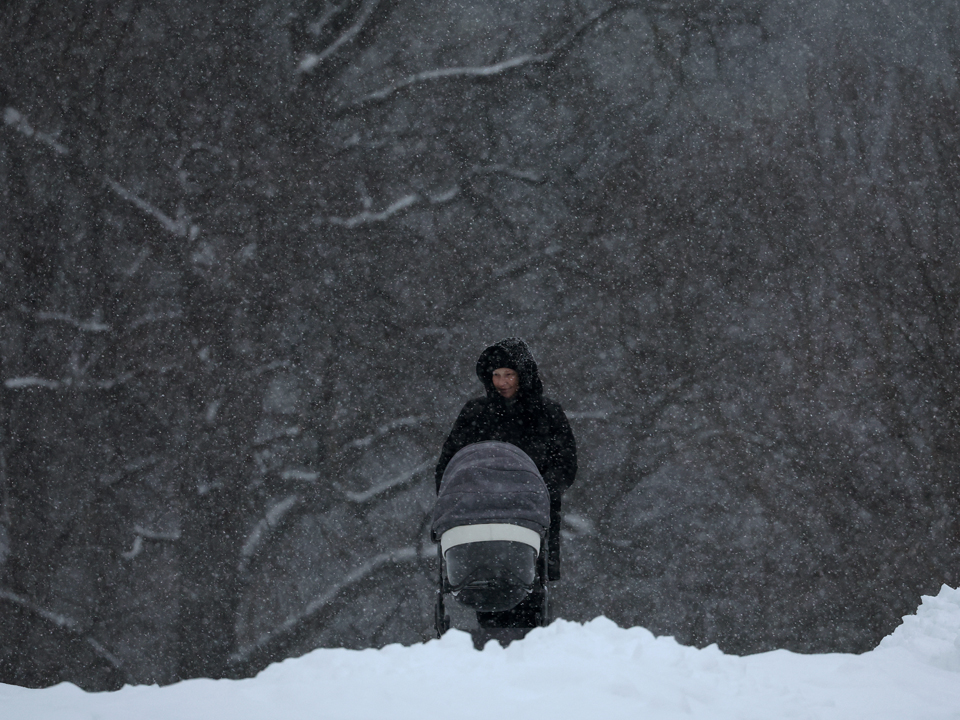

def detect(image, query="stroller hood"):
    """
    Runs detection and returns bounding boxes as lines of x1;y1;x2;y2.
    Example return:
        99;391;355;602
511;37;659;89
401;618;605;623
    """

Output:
431;441;550;541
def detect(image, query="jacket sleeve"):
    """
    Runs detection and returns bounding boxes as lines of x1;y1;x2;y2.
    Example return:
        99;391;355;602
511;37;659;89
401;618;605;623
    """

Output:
541;400;578;494
435;399;482;493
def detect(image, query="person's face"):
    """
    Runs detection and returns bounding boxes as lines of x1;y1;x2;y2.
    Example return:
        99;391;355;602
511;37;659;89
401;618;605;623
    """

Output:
491;367;519;399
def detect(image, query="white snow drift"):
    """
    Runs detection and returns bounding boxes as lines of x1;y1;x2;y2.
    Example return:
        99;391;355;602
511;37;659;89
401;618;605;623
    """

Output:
3;585;959;720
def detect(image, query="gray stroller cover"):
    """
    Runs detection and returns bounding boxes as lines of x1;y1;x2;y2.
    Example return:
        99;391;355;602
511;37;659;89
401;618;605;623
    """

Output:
431;441;550;541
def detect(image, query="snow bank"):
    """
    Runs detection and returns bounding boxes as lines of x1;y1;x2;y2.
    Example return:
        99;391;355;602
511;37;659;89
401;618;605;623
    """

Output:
3;585;959;720
876;583;960;672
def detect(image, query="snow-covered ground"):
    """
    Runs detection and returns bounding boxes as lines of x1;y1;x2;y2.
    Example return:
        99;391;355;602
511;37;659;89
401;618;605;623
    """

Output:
4;585;959;720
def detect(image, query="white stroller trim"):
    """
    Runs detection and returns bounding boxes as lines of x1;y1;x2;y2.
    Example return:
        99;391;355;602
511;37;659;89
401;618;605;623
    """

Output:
440;524;542;556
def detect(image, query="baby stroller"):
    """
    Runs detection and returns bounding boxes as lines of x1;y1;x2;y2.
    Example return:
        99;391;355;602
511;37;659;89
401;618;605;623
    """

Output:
431;441;551;642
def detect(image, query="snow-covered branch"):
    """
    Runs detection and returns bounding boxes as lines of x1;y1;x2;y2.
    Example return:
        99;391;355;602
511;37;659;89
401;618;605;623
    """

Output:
491;243;562;279
343;2;642;109
347;415;429;449
279;469;319;482
306;4;347;37
28;309;111;332
319;192;420;228
251;359;294;377
0;587;78;629
0;587;129;678
119;536;142;560
120;523;182;560
135;524;181;541
3;376;63;390
349;53;550;107
253;424;302;448
229;546;418;663
564;410;614;421
310;160;548;229
105;179;191;238
297;0;382;74
314;188;459;228
343;459;432;503
238;495;301;571
3;107;68;155
3;373;134;391
127;310;183;330
4;106;193;240
472;163;546;184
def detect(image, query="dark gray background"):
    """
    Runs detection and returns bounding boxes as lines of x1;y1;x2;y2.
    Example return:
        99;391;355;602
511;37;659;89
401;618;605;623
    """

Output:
2;0;958;690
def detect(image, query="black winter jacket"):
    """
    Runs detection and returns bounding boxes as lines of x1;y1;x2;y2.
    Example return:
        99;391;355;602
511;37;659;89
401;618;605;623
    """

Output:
435;338;577;579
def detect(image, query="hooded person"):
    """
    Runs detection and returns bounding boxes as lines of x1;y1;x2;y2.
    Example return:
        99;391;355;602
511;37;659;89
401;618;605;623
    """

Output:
435;338;577;600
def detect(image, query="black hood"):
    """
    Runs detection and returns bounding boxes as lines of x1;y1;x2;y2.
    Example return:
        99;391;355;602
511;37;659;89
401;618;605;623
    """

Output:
475;337;543;401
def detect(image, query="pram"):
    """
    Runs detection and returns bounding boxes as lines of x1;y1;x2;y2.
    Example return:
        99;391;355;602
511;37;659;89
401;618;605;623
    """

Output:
431;441;551;640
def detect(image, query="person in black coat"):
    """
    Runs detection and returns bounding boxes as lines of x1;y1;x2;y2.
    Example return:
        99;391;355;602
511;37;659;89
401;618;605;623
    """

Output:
435;338;577;626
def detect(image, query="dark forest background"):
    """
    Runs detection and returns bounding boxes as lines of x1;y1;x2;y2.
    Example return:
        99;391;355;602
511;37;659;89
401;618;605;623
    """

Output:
2;0;959;691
